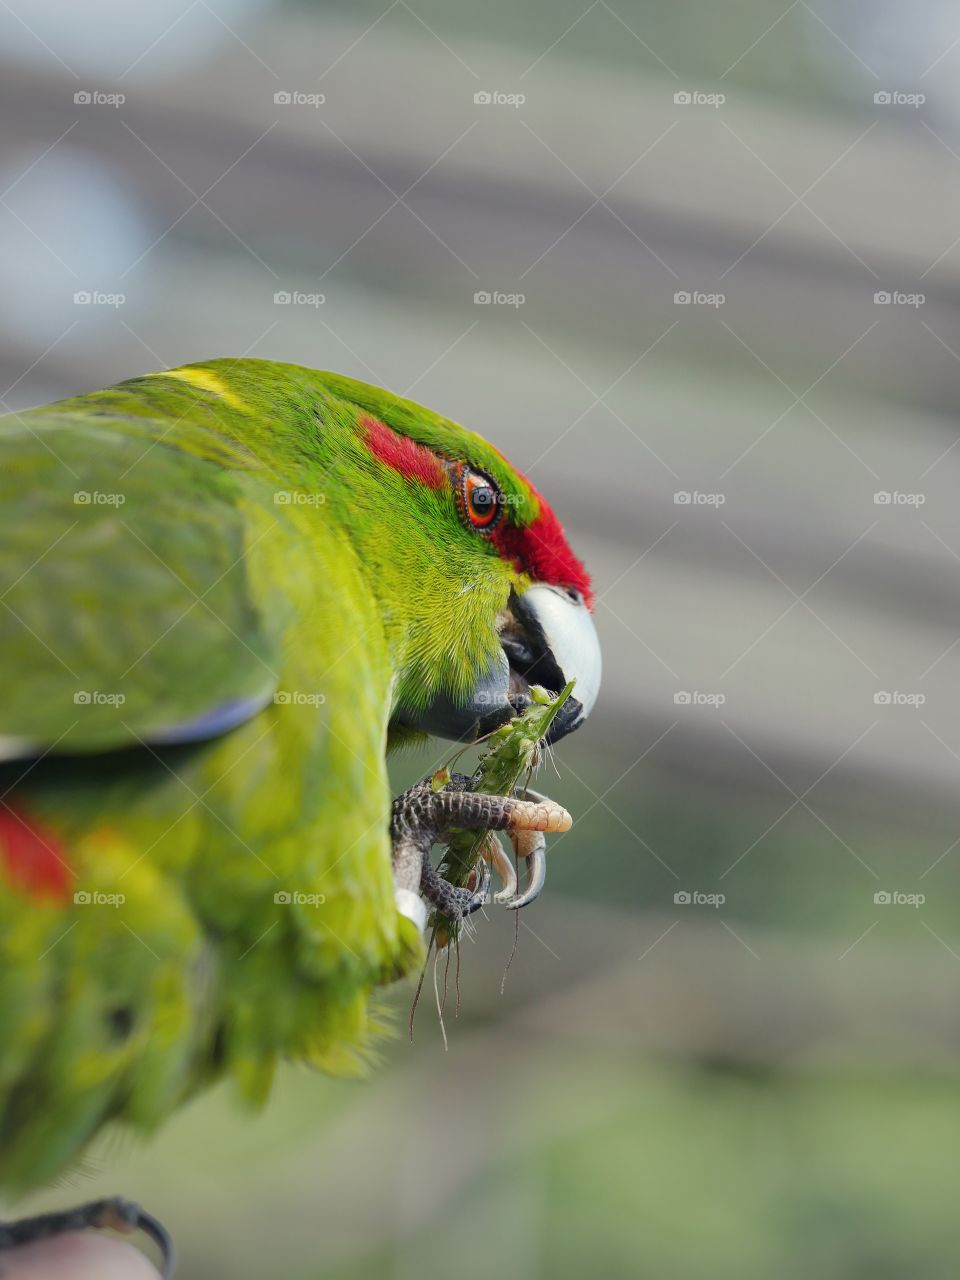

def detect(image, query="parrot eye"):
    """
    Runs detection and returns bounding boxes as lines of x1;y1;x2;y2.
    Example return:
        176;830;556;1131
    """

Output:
459;468;503;533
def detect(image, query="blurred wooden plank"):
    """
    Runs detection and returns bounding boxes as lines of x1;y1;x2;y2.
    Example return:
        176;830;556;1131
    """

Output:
2;24;960;415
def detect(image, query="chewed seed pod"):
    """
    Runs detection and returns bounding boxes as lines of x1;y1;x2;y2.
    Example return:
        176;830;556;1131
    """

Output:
430;680;576;942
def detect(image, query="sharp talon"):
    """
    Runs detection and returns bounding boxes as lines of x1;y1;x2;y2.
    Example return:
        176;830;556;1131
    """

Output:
507;832;547;909
481;832;518;903
130;1204;177;1280
467;856;491;911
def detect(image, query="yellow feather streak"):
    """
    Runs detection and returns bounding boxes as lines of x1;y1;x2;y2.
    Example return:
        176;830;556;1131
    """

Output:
150;367;249;411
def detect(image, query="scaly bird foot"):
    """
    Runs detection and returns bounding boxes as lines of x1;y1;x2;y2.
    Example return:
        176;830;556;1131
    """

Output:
0;1197;174;1278
391;775;570;929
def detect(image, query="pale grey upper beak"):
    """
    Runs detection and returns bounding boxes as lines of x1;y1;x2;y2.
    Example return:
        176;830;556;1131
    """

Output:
407;584;601;745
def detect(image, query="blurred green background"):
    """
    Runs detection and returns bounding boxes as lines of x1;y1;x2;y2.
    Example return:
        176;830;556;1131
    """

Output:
5;0;960;1275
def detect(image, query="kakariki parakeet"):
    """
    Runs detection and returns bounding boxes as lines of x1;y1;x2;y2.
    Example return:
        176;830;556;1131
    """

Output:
0;359;600;1269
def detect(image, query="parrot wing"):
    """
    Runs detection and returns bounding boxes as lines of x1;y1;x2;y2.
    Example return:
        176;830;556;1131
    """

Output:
0;408;282;758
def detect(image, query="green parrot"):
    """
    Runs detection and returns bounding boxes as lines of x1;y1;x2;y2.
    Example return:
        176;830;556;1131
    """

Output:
0;359;600;1269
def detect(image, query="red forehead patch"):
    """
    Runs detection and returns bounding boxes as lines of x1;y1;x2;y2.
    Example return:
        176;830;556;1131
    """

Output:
492;497;594;608
361;416;445;489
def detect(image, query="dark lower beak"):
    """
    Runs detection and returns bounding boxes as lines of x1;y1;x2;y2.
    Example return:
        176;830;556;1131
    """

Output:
407;585;601;745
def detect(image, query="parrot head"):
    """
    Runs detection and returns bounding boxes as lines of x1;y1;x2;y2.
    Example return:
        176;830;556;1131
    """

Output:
311;371;602;748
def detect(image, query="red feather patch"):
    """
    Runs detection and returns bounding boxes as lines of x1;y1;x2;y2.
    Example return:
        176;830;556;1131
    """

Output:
361;416;445;489
0;804;72;903
359;414;593;604
489;455;594;606
492;500;595;609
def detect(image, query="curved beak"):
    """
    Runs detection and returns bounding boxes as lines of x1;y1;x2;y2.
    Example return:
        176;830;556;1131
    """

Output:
409;584;601;745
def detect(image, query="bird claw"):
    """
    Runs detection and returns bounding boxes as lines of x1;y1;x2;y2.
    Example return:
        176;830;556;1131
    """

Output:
421;849;491;922
463;855;492;914
505;826;547;910
481;787;553;911
0;1197;175;1279
391;777;569;930
481;832;519;903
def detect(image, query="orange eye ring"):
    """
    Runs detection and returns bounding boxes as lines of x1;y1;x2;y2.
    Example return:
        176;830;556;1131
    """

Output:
458;467;503;533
